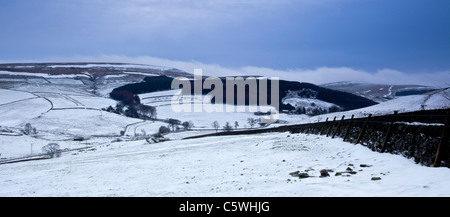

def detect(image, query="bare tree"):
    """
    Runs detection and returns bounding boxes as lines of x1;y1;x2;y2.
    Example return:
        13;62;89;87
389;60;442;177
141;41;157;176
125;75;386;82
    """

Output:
247;118;258;129
223;122;233;132
182;121;194;131
212;121;220;132
234;121;239;129
42;143;61;158
23;123;37;135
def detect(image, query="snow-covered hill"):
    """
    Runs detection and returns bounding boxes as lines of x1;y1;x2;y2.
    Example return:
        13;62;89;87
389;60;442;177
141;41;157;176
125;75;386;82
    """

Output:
0;62;191;97
321;81;438;103
0;64;281;159
0;63;449;197
305;88;450;123
1;132;450;196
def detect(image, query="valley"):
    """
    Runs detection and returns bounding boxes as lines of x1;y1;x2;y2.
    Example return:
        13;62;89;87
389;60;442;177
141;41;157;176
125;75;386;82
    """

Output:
0;63;449;197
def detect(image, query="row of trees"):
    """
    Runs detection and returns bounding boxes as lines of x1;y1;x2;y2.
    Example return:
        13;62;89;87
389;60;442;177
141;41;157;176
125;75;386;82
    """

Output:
282;102;342;116
156;119;194;137
165;119;194;132
291;105;341;116
211;118;259;132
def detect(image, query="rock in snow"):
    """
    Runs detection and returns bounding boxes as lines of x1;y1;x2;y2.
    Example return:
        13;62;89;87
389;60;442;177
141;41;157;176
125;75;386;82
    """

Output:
320;169;331;177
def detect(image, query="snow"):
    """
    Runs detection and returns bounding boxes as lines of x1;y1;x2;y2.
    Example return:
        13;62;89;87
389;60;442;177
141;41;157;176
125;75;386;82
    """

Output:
306;88;450;123
139;90;273;129
0;134;94;159
1;72;449;197
122;120;168;137
0;97;51;127
384;85;393;98
0;132;449;196
0;89;36;105
394;122;444;126
123;71;159;76
102;74;128;79
27;109;137;137
68;95;117;109
154;104;265;129
33;92;116;109
47;63;166;70
0;71;90;79
282;97;338;110
48;78;85;85
139;89;181;98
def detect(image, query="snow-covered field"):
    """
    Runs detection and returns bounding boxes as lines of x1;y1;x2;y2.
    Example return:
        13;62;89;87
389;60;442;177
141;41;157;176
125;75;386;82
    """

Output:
27;109;138;137
282;97;337;109
0;89;37;105
0;72;449;197
139;90;279;129
1;132;449;196
0;135;110;159
0;70;90;79
0;97;51;126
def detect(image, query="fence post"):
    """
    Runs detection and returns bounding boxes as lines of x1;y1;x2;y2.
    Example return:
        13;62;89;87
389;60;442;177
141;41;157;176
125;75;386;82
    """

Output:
343;114;355;142
381;111;398;153
433;109;450;167
332;115;345;138
320;118;329;135
355;114;372;145
326;116;337;137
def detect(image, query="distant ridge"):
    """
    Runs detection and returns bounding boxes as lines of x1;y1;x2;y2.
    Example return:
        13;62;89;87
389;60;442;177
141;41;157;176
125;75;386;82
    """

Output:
0;62;191;78
321;81;438;102
0;62;191;97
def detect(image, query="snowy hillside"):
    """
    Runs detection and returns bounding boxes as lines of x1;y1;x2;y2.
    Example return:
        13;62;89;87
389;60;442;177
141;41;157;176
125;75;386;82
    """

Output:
1;132;450;196
321;81;438;103
282;97;339;114
305;88;450;123
0;62;191;97
1;63;449;197
138;90;277;130
0;67;281;159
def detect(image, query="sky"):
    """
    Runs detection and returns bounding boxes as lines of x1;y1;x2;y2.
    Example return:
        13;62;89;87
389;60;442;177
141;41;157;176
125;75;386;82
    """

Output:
0;0;449;86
